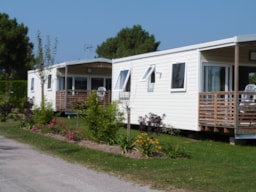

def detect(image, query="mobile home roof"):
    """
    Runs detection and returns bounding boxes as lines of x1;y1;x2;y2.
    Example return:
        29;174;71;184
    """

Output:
112;34;256;63
28;58;112;73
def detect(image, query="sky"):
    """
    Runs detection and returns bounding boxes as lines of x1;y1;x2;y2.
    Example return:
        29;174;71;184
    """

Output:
1;0;256;63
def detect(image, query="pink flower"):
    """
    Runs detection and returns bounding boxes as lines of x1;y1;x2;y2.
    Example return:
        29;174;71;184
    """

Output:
47;122;54;128
68;132;74;140
51;118;57;123
31;123;41;132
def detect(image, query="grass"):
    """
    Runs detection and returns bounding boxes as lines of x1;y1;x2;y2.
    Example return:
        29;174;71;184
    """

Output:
1;120;256;192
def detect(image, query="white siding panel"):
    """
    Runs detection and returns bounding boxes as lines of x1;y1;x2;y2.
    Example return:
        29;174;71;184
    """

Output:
113;49;201;131
27;70;42;108
27;68;58;111
45;68;57;110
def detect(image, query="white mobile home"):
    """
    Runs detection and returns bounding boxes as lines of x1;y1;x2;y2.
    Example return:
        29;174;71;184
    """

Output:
112;35;256;139
28;58;112;112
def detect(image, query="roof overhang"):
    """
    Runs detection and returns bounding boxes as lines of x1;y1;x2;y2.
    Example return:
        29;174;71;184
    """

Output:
55;58;112;69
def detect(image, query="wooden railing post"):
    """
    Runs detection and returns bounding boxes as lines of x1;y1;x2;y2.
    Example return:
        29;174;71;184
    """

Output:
214;93;218;127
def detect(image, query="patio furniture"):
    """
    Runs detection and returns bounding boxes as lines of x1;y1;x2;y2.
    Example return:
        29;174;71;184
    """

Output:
239;84;256;126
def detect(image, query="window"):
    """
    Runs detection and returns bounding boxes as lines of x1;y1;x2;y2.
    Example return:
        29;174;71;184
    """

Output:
147;73;155;92
141;65;155;83
105;78;112;90
47;74;52;89
114;69;130;91
75;77;87;90
204;66;226;92
91;78;104;90
141;65;155;92
141;65;155;81
67;77;73;89
31;78;34;91
170;63;186;91
58;77;72;90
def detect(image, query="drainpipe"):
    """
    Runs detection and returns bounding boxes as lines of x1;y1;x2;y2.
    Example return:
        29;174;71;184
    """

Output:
234;44;239;137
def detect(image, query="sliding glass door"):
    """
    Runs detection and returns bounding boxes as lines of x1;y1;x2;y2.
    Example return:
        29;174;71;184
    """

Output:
203;64;232;92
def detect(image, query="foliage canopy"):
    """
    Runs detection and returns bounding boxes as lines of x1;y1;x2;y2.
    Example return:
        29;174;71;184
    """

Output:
96;25;160;59
0;13;34;80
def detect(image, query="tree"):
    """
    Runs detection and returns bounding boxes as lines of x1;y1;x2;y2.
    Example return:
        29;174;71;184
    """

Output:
0;13;34;80
96;25;160;59
34;31;58;110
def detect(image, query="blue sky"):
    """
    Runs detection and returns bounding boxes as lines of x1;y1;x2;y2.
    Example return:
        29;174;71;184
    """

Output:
1;0;256;63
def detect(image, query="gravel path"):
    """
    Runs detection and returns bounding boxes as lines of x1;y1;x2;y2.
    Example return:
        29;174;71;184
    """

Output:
0;136;163;192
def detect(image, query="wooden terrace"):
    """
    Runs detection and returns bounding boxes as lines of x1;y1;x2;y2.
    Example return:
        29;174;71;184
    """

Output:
56;90;111;112
199;92;256;138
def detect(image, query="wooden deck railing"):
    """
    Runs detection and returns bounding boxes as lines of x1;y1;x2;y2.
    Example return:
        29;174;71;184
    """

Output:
56;90;111;111
199;92;256;134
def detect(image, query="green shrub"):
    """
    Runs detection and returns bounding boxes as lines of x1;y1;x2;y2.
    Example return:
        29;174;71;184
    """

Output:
33;102;54;125
72;100;87;118
162;144;191;159
0;102;12;122
46;118;63;134
117;134;136;154
20;98;34;128
0;80;27;108
85;90;124;143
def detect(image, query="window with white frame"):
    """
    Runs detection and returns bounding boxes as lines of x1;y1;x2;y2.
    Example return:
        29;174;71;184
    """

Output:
114;69;130;91
141;65;155;92
141;65;155;81
31;77;34;91
47;74;52;89
170;63;186;91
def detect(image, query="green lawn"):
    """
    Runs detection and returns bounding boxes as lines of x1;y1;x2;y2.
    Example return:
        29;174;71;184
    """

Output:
1;120;256;192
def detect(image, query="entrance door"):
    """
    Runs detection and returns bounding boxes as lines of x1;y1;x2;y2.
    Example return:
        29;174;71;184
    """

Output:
203;65;232;92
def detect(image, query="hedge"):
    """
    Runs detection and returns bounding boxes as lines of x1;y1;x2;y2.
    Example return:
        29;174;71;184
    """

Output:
0;80;27;108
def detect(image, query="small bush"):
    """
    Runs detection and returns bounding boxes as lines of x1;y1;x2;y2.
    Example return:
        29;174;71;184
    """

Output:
135;132;162;158
33;102;54;125
47;118;64;134
138;113;165;134
117;134;136;154
31;123;43;132
162;144;191;159
67;129;83;141
85;90;124;143
21;98;34;127
72;100;87;118
0;102;12;122
32;118;83;141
